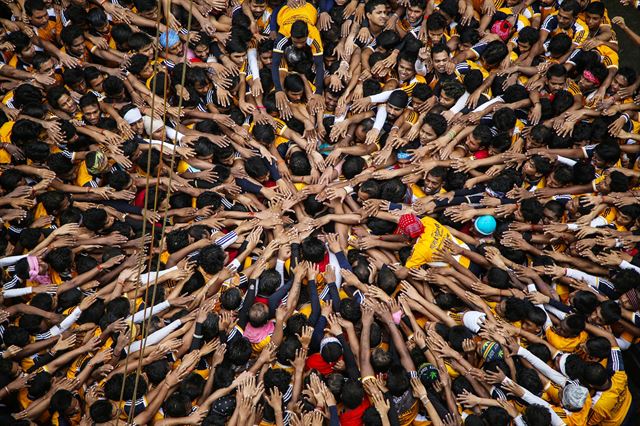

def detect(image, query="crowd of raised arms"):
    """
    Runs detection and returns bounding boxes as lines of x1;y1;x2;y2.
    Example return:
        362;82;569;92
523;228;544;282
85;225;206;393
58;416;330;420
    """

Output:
3;0;640;424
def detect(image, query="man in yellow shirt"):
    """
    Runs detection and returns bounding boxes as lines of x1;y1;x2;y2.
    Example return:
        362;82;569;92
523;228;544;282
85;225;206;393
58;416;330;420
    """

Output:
584;347;633;425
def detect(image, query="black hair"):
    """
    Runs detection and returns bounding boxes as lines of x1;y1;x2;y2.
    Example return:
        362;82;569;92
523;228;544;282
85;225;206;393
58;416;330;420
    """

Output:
197;244;225;274
599;300;621;324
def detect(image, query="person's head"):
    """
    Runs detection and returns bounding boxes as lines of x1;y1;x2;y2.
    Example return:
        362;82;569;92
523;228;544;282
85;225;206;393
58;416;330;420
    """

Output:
90;400;115;423
365;0;389;28
387;90;409;119
24;0;48;27
558;0;580;29
583;1;605;31
397;52;417;83
481;41;508;70
593;142;620;168
439;80;465;108
290;20;309;49
582;362;611;391
406;0;427;23
426;12;447;44
284;73;305;103
570;335;602;365
589;300;621;325
79;93;101;125
60;26;86;57
431;43;451;74
7;31;36;59
579;63;608;93
248;302;270;327
341;378;365;409
557;313;586;338
522;404;552;426
197;244;226;274
610;66;637;95
301;236;326;263
516;26;539;53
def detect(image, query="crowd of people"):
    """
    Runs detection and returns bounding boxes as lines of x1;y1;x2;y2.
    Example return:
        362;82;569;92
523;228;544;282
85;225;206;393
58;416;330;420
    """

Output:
1;0;640;424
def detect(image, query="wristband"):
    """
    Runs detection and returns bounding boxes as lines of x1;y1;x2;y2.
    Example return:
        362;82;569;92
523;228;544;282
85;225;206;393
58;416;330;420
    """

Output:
392;310;402;325
97;264;103;271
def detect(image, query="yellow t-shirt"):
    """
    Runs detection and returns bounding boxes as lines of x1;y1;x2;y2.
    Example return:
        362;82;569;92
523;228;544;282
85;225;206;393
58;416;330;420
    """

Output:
405;217;451;268
545;327;588;352
588;370;632;425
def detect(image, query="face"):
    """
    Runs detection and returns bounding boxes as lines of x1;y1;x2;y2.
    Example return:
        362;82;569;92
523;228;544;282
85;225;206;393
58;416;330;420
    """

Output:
521;319;541;334
439;91;455;108
584;12;602;30
423;173;443;194
522;159;540;180
419;123;437;143
397;59;415;82
139;43;155;58
357;189;370;202
168;41;183;56
131;118;144;135
466;134;481;151
432;51;450;74
386;104;404;120
292;36;307;50
58;94;78;114
230;51;247;66
557;9;575;29
29;9;49;27
617;211;633;227
36;58;55;76
194;80;211;96
610;73;629;94
547;75;566;93
578;74;597;92
325;92;338;112
354;124;368;143
406;6;424;24
565;197;581;218
88;74;105;92
68;36;85;57
367;5;389;27
250;0;266;18
194;44;210;61
286;89;304;103
82;104;100;125
259;50;272;67
517;40;531;53
140;61;154;79
70;79;87;94
138;6;158;20
542;207;561;224
19;42;36;59
428;28;444;44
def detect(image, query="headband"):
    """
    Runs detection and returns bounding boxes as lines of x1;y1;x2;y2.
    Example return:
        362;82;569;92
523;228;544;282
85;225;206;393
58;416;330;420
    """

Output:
27;256;52;285
142;116;164;135
87;151;107;175
159;30;180;49
27;256;39;279
583;70;601;86
625;289;639;311
557;353;570;376
123;108;142;124
320;337;342;353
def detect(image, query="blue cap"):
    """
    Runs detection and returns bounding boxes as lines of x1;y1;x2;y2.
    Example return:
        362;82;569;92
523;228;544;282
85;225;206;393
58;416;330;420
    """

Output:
474;215;496;235
159;30;180;49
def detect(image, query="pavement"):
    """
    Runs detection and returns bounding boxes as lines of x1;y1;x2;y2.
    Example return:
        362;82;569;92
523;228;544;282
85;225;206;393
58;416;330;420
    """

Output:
604;0;640;67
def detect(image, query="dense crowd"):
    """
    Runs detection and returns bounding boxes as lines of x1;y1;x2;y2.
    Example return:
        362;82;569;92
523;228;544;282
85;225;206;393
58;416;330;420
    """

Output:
0;0;640;424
